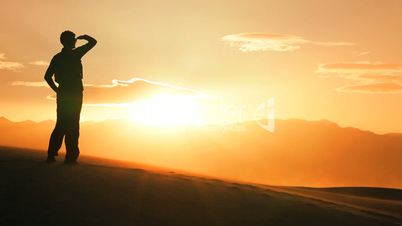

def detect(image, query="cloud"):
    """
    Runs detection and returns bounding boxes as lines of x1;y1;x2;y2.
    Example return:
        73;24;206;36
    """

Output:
0;53;23;71
222;33;354;52
358;74;402;82
358;51;370;56
30;61;49;66
316;62;402;80
12;77;209;104
0;61;23;71
81;78;207;104
11;81;48;87
318;62;402;72
317;62;402;94
338;82;402;94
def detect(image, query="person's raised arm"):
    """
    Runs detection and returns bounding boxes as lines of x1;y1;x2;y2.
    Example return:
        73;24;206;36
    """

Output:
44;58;58;93
75;34;97;58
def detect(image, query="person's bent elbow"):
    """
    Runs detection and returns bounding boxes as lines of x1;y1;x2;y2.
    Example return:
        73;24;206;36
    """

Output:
44;74;52;82
90;38;97;47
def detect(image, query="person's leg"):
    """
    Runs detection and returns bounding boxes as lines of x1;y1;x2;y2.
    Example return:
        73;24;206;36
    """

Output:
47;120;65;157
47;96;67;159
65;93;83;162
65;115;80;162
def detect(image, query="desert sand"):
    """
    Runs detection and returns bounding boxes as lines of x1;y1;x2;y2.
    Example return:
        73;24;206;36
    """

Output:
0;146;401;226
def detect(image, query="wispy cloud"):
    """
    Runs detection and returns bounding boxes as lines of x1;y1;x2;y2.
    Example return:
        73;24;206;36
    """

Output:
30;61;49;66
11;81;48;87
12;77;209;104
337;82;402;94
81;78;208;104
358;51;370;56
0;53;23;71
222;33;354;52
317;62;402;94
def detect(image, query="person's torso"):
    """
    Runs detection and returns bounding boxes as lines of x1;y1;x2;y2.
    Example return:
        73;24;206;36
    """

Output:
53;49;84;93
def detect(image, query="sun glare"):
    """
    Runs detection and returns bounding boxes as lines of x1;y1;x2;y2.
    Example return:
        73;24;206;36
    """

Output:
128;93;205;127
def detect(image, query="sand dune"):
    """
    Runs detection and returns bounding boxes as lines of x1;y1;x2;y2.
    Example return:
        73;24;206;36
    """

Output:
1;146;401;226
264;186;402;224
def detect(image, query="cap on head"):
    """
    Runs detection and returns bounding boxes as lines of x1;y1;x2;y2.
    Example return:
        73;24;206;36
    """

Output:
60;30;76;48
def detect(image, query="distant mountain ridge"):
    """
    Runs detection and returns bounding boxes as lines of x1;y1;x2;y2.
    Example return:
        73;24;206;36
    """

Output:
0;116;401;188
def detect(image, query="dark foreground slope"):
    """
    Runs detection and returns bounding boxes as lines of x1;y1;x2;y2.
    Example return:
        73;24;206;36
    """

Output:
0;147;401;226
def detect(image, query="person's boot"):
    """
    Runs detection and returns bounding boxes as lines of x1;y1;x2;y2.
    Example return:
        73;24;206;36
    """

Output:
64;157;78;165
46;155;56;163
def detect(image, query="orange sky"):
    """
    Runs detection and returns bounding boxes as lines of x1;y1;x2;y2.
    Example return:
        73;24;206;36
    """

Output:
0;0;402;133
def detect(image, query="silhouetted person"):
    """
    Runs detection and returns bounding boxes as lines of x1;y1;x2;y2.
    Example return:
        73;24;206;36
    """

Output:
44;30;97;164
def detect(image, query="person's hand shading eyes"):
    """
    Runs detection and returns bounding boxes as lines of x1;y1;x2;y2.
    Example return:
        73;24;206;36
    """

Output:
76;35;89;40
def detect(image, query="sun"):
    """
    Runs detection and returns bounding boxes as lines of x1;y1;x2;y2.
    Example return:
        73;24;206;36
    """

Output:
128;93;205;127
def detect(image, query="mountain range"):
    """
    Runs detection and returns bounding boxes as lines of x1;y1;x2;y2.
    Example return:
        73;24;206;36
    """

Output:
0;116;401;188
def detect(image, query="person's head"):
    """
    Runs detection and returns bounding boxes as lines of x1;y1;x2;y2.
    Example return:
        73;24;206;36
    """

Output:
60;30;76;49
